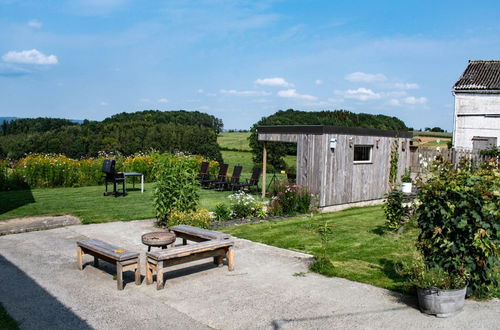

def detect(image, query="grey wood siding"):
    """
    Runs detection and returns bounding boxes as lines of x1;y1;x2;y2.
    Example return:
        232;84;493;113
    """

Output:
258;131;410;208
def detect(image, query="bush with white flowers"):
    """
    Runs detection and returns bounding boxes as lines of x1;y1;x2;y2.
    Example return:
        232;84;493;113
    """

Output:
227;191;266;219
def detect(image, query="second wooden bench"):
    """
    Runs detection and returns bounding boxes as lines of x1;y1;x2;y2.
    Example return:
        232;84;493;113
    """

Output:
146;226;235;290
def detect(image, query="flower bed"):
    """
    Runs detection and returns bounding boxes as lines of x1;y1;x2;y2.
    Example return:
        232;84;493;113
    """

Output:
0;152;219;190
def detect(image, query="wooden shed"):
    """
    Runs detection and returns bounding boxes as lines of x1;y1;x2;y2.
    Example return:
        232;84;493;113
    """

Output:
257;125;412;212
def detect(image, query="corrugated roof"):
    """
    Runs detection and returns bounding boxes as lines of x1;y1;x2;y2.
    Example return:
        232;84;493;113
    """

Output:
454;60;500;90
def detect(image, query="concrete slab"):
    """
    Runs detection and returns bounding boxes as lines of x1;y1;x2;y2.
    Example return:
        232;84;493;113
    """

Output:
0;215;81;236
0;220;498;330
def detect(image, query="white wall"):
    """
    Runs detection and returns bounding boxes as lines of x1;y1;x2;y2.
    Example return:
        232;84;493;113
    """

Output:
453;93;500;150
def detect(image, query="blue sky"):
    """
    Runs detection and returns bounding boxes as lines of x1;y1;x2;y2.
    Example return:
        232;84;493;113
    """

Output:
1;0;500;130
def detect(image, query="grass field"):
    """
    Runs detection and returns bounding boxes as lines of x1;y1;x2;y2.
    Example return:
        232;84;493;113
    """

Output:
411;131;452;138
222;206;419;293
218;132;251;151
0;184;237;223
221;206;500;297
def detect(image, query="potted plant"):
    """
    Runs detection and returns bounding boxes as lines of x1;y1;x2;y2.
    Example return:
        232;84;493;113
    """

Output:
401;168;412;193
397;254;468;318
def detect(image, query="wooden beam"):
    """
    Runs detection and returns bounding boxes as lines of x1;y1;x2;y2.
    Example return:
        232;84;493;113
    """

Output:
262;142;267;198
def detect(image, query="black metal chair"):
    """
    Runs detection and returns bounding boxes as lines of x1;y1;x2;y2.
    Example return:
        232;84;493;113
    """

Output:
102;159;126;197
231;167;261;192
197;161;210;182
216;165;243;191
201;163;228;188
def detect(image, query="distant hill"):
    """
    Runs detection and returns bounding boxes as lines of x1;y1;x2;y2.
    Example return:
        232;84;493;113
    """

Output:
0;117;82;124
0;117;18;123
0;110;223;161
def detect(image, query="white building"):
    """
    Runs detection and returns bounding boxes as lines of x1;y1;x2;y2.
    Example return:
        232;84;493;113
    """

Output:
453;60;500;151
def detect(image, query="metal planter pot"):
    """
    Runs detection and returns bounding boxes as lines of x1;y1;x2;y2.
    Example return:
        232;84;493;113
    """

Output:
416;287;467;318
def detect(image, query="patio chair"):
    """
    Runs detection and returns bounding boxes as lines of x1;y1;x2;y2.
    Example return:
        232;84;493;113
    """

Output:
197;161;210;182
102;159;126;197
231;167;261;192
201;163;228;188
215;165;243;191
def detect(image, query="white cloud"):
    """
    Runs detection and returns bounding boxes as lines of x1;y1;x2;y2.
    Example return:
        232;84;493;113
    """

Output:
100;101;108;106
335;88;381;101
388;99;401;106
404;96;427;105
2;49;58;65
27;19;42;28
158;98;168;103
0;63;31;77
140;98;151;103
394;82;420;89
315;79;323;85
220;89;271;96
255;77;293;87
345;72;387;83
277;89;317;101
197;89;216;96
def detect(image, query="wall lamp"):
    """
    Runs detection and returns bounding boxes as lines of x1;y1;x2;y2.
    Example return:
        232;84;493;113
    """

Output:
329;138;337;151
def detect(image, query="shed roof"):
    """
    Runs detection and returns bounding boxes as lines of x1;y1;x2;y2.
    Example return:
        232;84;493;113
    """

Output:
257;125;412;138
454;60;500;91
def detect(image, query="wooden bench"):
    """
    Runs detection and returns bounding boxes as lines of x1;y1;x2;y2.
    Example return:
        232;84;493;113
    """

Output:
170;224;231;244
76;239;141;290
146;227;234;290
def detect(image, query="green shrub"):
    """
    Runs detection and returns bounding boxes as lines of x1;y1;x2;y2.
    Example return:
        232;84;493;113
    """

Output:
214;203;231;222
152;154;199;226
268;181;314;216
396;253;468;290
168;209;212;229
227;191;265;219
416;157;499;297
383;189;407;230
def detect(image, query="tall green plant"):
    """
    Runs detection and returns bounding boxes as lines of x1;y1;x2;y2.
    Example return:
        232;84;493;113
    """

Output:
416;157;499;297
388;139;399;188
152;154;199;226
383;189;407;231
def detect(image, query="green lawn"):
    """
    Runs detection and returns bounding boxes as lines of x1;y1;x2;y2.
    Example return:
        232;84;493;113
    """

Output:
218;132;252;151
0;184;235;224
222;206;420;293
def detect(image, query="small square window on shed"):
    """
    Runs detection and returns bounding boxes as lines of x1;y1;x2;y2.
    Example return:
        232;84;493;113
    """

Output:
353;145;373;163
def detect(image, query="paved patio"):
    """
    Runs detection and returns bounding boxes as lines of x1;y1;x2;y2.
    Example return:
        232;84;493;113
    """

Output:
0;220;498;329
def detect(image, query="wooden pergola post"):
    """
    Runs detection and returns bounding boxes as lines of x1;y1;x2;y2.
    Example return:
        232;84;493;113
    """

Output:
261;142;267;198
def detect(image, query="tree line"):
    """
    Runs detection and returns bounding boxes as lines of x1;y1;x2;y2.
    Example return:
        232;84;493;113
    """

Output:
249;109;408;168
0;110;223;161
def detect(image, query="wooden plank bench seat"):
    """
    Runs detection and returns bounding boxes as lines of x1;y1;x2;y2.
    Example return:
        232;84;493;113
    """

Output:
170;225;231;244
146;239;234;290
76;239;141;290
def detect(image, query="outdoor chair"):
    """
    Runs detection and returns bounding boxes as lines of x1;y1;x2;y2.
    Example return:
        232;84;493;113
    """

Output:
102;159;126;197
197;161;210;182
201;163;228;188
231;167;261;192
215;165;243;191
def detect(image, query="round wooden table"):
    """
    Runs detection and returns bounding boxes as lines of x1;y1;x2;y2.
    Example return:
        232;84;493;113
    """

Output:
141;231;176;252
